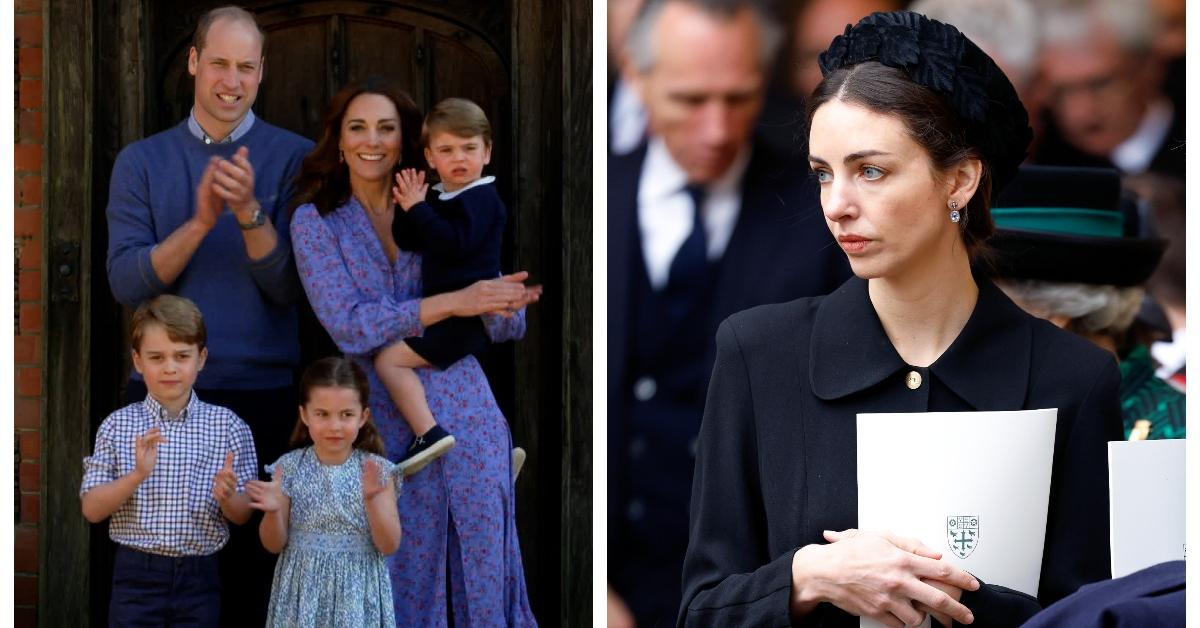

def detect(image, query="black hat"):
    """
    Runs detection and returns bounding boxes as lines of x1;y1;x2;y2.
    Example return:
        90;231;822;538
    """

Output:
986;165;1166;287
818;11;1033;197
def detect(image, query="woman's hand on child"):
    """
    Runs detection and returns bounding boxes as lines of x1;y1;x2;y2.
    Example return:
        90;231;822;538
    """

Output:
212;451;238;504
133;427;163;481
246;468;288;513
361;459;390;501
393;168;428;212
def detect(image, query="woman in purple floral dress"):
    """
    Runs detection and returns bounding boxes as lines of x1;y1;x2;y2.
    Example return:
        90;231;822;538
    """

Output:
289;79;539;626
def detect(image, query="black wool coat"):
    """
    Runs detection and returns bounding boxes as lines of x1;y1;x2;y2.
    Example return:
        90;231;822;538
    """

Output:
679;277;1123;627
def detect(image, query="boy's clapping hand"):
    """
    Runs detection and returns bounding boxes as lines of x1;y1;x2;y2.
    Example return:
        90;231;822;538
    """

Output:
212;451;238;503
133;428;163;480
245;468;288;513
392;168;429;211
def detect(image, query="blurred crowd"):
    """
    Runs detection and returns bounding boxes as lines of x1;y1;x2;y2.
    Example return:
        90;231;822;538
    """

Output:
606;0;1186;626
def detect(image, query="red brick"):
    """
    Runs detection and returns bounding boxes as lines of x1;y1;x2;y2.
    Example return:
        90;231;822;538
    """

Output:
19;110;42;143
15;144;42;172
20;175;43;206
18;463;39;492
15;398;40;429
14;605;36;628
14;574;37;604
19;270;41;301
19;79;42;108
15;15;42;47
17;367;41;396
18;47;42;77
15;145;42;173
19;237;42;269
19;493;40;524
14;335;38;364
19;303;42;334
14;527;38;572
19;431;39;461
14;207;42;236
23;175;43;205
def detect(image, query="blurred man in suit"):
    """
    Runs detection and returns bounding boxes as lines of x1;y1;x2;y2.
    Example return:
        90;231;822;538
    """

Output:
607;1;850;624
1033;0;1182;178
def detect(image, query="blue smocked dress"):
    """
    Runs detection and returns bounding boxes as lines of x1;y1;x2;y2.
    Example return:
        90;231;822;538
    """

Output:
265;447;404;627
291;199;537;626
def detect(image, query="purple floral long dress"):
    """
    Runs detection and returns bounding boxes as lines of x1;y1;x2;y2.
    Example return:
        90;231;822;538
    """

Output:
291;198;537;627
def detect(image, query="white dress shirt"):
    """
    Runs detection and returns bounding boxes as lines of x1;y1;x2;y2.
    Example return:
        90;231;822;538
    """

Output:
610;78;648;156
1111;99;1174;175
636;137;750;291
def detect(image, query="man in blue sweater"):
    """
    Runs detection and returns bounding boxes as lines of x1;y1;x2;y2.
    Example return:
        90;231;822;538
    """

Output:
104;6;313;626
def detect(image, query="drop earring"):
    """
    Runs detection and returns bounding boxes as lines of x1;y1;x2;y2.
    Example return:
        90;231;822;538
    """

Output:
949;200;961;223
339;150;345;164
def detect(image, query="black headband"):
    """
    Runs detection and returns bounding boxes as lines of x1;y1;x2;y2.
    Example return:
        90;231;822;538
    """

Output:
818;11;1033;196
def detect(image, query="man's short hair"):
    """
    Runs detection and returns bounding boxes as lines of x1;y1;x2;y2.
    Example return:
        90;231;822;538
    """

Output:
192;5;267;56
1039;0;1155;54
626;0;783;73
130;295;208;352
910;0;1039;87
421;98;493;147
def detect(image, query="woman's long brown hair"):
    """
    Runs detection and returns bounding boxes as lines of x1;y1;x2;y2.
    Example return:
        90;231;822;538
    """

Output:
289;357;386;456
290;77;425;216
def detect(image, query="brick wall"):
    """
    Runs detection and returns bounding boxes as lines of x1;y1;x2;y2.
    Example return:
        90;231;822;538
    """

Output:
15;1;44;626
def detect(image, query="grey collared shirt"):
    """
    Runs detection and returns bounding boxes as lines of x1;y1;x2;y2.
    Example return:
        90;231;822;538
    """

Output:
187;107;257;144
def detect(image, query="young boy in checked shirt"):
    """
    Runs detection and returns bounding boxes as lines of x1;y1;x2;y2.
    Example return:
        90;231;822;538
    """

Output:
81;295;258;626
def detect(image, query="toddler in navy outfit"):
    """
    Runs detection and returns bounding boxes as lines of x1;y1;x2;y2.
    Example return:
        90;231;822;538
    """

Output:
382;98;507;475
80;295;257;626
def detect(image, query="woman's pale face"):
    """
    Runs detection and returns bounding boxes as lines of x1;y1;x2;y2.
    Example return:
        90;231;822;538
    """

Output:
339;93;402;185
808;100;963;280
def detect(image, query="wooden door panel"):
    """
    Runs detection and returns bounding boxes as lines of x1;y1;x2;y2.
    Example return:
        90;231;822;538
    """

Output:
429;34;498;118
259;19;330;139
343;18;421;100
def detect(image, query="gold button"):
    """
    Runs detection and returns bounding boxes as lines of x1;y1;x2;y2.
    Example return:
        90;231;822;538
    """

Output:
905;370;922;390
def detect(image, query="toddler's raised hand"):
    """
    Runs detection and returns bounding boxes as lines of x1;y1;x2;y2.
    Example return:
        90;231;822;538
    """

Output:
212;451;237;503
392;168;428;211
246;467;287;513
134;427;163;480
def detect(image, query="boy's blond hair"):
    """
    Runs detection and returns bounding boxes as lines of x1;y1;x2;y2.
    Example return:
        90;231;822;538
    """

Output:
421;98;492;147
130;295;208;352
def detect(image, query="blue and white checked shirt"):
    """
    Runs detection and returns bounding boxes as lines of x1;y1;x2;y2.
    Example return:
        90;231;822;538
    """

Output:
80;392;258;556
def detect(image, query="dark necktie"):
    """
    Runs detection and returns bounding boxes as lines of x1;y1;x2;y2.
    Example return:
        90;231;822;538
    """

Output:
666;183;709;295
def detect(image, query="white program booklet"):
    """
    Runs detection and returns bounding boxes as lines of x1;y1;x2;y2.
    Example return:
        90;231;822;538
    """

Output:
857;409;1057;628
1108;438;1185;578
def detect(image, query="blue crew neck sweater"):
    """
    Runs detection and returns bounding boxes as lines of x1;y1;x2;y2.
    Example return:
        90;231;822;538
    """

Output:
106;118;314;389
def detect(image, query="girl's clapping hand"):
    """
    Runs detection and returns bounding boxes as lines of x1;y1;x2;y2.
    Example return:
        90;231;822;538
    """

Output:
362;458;390;501
246;468;288;513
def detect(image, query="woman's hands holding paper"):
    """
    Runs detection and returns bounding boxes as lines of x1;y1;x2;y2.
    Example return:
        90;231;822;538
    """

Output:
789;528;979;627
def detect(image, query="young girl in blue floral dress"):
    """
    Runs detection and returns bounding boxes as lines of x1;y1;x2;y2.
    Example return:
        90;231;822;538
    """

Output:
246;357;404;627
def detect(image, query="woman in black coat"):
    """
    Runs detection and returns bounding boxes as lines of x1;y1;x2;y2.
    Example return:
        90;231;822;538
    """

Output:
678;12;1124;628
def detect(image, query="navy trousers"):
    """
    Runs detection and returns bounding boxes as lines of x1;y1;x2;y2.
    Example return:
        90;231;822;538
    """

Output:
109;546;220;627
